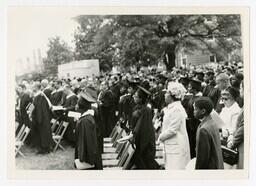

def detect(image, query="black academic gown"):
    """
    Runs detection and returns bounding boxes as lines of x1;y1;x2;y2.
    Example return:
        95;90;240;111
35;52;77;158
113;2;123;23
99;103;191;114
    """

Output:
43;87;53;100
110;82;121;108
151;88;165;112
183;94;201;159
31;93;53;150
16;92;32;135
110;82;121;123
51;89;66;119
202;81;215;97
98;89;115;137
128;104;160;169
62;94;78;143
51;89;65;106
75;111;103;169
121;94;136;131
92;106;103;154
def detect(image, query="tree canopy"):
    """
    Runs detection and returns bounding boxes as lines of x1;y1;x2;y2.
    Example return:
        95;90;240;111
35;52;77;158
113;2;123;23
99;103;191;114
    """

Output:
42;15;241;75
73;15;241;71
43;36;74;76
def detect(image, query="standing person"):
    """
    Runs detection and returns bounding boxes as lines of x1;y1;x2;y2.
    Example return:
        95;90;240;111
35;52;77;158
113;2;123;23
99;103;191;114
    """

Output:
41;79;53;100
219;87;241;138
209;73;230;113
184;79;202;159
127;85;159;169
110;75;121;121
51;80;65;106
97;81;115;137
62;84;78;145
151;75;167;112
31;82;53;154
157;82;190;169
119;80;139;132
193;97;224;169
202;71;215;97
74;91;103;170
15;84;32;135
227;81;244;169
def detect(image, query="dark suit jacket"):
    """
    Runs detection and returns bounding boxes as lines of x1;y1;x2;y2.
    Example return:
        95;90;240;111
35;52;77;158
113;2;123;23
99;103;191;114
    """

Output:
233;109;244;169
196;115;224;169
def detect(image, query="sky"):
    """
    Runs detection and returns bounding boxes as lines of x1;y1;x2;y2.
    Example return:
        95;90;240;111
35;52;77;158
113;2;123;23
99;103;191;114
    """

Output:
8;7;80;74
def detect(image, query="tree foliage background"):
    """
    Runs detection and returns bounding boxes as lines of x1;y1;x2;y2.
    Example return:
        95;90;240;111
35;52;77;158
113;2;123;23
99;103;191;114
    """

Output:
43;15;242;75
43;36;74;76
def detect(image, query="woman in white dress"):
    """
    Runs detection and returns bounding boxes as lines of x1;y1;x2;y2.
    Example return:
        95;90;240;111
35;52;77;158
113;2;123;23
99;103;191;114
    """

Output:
157;82;190;169
219;86;241;137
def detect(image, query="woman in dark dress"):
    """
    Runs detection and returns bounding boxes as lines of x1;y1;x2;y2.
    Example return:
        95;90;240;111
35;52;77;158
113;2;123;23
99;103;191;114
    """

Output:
127;83;160;169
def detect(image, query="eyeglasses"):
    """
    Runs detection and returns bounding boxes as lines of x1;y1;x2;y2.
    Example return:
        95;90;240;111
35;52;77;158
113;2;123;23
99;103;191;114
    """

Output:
221;97;229;101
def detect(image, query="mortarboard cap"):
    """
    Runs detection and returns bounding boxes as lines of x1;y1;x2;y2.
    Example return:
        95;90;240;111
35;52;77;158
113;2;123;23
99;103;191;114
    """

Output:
137;85;151;96
179;76;190;87
189;78;202;92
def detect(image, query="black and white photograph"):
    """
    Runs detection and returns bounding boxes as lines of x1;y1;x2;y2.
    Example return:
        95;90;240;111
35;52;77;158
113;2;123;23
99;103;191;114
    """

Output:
6;6;251;180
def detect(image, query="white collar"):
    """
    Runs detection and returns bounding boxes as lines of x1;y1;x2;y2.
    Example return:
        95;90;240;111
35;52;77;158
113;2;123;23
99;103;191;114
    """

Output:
224;101;239;111
34;91;42;97
80;109;95;118
195;92;203;96
51;90;56;94
66;93;76;99
57;87;64;92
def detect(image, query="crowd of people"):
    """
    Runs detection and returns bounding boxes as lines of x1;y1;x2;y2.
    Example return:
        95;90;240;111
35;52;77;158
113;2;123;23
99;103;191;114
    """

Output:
15;61;244;170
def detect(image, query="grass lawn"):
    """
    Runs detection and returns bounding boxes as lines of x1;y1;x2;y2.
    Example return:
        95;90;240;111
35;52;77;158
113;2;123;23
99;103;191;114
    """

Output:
15;142;75;170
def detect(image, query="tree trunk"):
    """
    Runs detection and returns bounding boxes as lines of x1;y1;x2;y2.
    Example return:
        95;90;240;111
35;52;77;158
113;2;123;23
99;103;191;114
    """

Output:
163;45;176;71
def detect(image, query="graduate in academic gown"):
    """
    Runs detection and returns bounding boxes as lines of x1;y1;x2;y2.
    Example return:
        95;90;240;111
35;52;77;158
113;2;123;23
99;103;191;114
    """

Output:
62;85;78;144
97;81;115;137
151;77;166;112
119;80;139;132
74;91;103;170
50;80;66;106
15;84;32;135
31;82;54;154
109;75;121;123
127;84;160;169
41;79;53;100
184;79;202;159
91;103;104;154
202;71;215;97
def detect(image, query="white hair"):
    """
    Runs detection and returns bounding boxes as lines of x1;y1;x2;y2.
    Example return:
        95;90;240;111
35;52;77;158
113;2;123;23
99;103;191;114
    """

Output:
41;79;49;88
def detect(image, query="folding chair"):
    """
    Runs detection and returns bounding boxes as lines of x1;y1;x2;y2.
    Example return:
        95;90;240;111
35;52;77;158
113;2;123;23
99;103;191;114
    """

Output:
51;118;63;134
120;142;136;170
116;141;127;159
52;121;69;152
110;125;121;143
112;127;124;147
16;124;25;141
15;126;31;157
115;130;127;154
104;121;121;144
109;123;118;139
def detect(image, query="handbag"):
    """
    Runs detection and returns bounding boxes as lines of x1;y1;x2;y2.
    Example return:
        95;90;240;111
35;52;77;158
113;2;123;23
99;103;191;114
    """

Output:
221;145;239;165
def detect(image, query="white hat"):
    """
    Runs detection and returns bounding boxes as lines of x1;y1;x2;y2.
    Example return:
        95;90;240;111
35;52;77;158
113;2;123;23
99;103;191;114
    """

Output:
167;82;187;99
